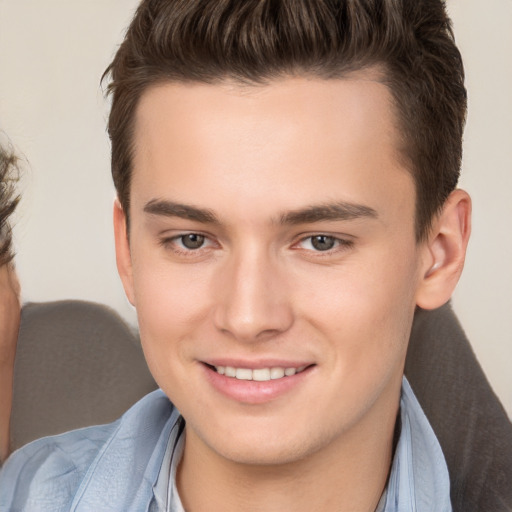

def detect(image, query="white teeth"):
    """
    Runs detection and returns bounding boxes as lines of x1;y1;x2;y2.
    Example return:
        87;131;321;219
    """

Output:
214;365;308;381
225;366;236;377
252;368;271;381
270;367;285;379
235;368;253;380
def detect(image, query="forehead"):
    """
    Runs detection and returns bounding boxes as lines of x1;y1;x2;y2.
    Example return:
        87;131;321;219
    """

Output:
134;73;399;156
130;75;414;226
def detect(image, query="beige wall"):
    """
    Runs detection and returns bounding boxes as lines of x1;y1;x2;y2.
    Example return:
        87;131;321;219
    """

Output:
1;0;511;417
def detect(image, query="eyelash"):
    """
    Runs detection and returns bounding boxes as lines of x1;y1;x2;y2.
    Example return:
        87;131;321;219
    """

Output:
293;235;354;255
159;233;216;257
159;233;353;257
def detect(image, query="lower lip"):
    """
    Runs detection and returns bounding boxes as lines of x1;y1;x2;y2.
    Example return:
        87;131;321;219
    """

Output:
203;364;313;404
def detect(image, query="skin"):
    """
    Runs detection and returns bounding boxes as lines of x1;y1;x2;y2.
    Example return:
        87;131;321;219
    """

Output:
115;74;471;511
0;262;20;463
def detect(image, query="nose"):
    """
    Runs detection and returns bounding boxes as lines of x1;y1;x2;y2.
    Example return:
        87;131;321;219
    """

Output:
213;248;294;342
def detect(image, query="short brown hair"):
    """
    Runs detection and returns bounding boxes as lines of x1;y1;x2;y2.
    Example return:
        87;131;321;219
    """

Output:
0;142;20;266
104;0;466;241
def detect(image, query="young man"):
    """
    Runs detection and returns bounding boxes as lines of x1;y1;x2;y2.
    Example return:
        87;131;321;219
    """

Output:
0;1;472;510
0;142;20;465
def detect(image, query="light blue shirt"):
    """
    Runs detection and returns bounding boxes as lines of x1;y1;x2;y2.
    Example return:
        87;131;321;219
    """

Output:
0;378;451;511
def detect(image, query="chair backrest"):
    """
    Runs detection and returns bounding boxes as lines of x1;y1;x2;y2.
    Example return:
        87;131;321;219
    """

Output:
405;303;512;511
11;300;157;449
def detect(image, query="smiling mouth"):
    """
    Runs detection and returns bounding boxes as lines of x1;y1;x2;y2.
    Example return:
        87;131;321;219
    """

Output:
206;364;312;382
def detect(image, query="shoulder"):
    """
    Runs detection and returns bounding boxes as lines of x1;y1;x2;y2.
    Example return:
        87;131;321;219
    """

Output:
0;422;116;511
0;390;176;512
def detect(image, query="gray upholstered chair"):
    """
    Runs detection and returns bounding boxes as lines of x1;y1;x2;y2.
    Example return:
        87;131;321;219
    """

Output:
10;300;512;511
11;301;157;449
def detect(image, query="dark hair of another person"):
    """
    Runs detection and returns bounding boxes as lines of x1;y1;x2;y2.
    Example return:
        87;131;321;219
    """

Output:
0;144;20;266
103;0;466;241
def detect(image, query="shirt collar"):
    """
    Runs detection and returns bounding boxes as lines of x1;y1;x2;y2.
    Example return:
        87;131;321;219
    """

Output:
382;377;452;511
152;417;186;512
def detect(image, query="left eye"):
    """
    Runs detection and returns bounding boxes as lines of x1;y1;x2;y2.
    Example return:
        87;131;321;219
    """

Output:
298;235;346;252
310;235;336;251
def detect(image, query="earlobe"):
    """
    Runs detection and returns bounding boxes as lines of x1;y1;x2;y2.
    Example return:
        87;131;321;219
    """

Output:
113;199;136;306
415;189;472;310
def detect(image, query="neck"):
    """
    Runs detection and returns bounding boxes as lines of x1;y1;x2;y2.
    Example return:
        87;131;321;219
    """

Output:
177;395;399;512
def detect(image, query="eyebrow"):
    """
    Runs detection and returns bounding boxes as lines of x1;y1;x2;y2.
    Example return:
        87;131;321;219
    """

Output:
278;202;378;225
143;199;378;225
144;199;219;224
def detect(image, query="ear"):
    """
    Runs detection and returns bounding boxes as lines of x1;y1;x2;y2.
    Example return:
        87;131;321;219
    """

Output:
113;199;136;306
415;189;471;310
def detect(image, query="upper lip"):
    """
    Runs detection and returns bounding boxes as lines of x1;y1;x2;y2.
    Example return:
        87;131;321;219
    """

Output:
203;359;314;369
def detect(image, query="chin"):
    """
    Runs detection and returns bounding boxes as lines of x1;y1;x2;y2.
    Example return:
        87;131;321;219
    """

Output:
192;418;330;467
216;438;312;467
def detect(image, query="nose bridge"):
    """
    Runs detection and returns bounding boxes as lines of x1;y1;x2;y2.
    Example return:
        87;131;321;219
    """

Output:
213;243;293;341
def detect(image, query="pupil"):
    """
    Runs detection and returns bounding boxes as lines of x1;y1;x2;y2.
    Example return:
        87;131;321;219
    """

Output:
311;235;335;251
182;234;205;249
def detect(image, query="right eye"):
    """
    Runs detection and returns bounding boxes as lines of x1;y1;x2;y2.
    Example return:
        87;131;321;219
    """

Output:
159;232;217;258
177;233;206;250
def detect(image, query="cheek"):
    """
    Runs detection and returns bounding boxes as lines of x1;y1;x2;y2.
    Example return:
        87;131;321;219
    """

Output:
298;246;420;363
133;246;211;320
131;257;212;379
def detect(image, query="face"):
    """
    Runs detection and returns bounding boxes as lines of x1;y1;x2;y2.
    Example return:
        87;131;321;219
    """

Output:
116;76;432;467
